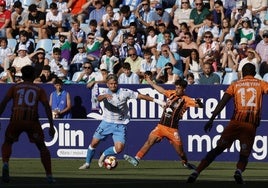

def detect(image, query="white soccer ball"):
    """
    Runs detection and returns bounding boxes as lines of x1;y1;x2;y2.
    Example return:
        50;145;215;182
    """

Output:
104;156;118;170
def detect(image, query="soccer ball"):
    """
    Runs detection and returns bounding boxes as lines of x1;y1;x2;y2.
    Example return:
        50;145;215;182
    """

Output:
104;156;118;170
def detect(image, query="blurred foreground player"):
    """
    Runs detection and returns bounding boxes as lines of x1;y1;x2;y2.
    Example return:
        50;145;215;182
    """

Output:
0;65;56;183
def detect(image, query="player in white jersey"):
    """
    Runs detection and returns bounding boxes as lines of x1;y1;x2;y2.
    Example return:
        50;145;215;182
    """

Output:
79;74;165;169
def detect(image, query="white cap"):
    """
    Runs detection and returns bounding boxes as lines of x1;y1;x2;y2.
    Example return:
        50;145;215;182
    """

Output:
17;45;28;52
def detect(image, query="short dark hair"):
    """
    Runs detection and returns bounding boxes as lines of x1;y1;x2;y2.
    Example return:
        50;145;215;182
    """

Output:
175;79;187;89
242;63;256;77
122;62;131;70
21;65;35;80
50;2;57;9
13;1;22;8
53;47;61;54
89;19;97;27
54;78;63;85
28;4;37;12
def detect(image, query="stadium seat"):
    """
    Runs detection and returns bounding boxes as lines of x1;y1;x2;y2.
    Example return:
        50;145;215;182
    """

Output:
35;39;53;54
80;23;90;35
7;38;17;53
213;71;223;84
262;73;268;82
22;0;33;9
222;71;238;85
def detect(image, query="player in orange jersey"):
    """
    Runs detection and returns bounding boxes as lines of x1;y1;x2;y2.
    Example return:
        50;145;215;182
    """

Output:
187;63;268;184
0;65;55;183
124;76;204;169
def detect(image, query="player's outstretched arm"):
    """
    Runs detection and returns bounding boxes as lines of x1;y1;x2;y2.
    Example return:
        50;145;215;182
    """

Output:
145;76;165;94
137;94;166;107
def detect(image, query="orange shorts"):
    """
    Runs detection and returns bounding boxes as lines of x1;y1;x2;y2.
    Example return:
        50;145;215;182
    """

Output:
5;120;45;143
217;120;257;157
150;124;182;146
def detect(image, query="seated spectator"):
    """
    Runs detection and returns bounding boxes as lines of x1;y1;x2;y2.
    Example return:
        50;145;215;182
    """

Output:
183;48;202;81
87;19;102;37
42;2;63;39
198;62;221;84
123;47;143;79
107;20;124;57
87;0;106;28
140;49;157;79
34;65;57;84
143;26;158;50
26;4;46;40
176;31;198;58
237;48;261;80
6;0;28;39
0;0;11;38
126;22;145;48
220;39;239;71
186;72;197;85
14;30;35;56
155;62;180;84
100;45;119;74
236;37;249;62
141;70;155;84
85;32;104;70
53;31;72;63
86;63;109;88
156;30;178;54
118;62;140;84
147;3;172;28
12;45;42;79
49;47;69;81
218;18;235;47
134;0;152;33
31;47;49;79
74;61;97;84
0;37;12;71
35;0;48;13
69;43;87;80
70;18;86;58
118;5;137;31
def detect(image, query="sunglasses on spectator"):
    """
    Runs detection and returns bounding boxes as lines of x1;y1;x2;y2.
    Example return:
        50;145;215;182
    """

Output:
181;2;188;4
84;66;92;69
129;53;136;56
204;35;212;38
195;3;203;6
142;3;148;6
263;35;268;38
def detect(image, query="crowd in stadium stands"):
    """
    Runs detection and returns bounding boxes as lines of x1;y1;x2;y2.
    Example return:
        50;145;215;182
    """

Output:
1;0;268;85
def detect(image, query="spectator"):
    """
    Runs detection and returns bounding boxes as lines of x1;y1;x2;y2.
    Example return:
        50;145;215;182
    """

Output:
49;47;69;81
87;0;106;28
218;17;235;47
236;37;249;62
74;61;97;84
102;4;120;37
186;72;197;85
189;0;211;40
86;63;109;88
0;37;12;71
53;31;72;63
100;45;119;74
85;32;104;70
196;13;220;45
141;70;155;84
157;43;184;79
148;3;172;28
0;0;11;38
230;1;252;27
143;26;158;50
172;0;192;33
155;62;180;84
119;33;142;62
156;30;178;54
234;16;256;49
156;22;174;44
26;4;46;40
107;20;124;57
67;0;88;24
140;49;157;79
49;78;72;119
121;0;141;12
70;18;86;58
118;5;137;31
126;22;145;48
6;0;28;39
255;30;268;63
123;47;143;78
134;0;153;33
34;65;57;84
220;39;239;71
247;0;267;24
31;47;49;79
198;62;221;84
118;62;140;84
183;48;202;81
177;31;199;58
173;22;190;43
42;2;63;39
87;19;102;37
198;31;220;71
69;43;87;80
211;0;231;27
237;48;261;80
14;30;35;56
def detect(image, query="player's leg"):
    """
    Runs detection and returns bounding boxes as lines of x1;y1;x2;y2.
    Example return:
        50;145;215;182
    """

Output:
98;124;126;167
35;141;55;183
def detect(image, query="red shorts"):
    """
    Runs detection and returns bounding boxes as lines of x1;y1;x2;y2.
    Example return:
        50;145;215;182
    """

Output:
150;124;182;146
4;120;44;143
217;120;257;157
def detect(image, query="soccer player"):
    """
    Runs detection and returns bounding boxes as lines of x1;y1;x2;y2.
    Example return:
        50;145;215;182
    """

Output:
124;76;204;169
78;74;166;169
187;63;268;184
0;65;56;183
